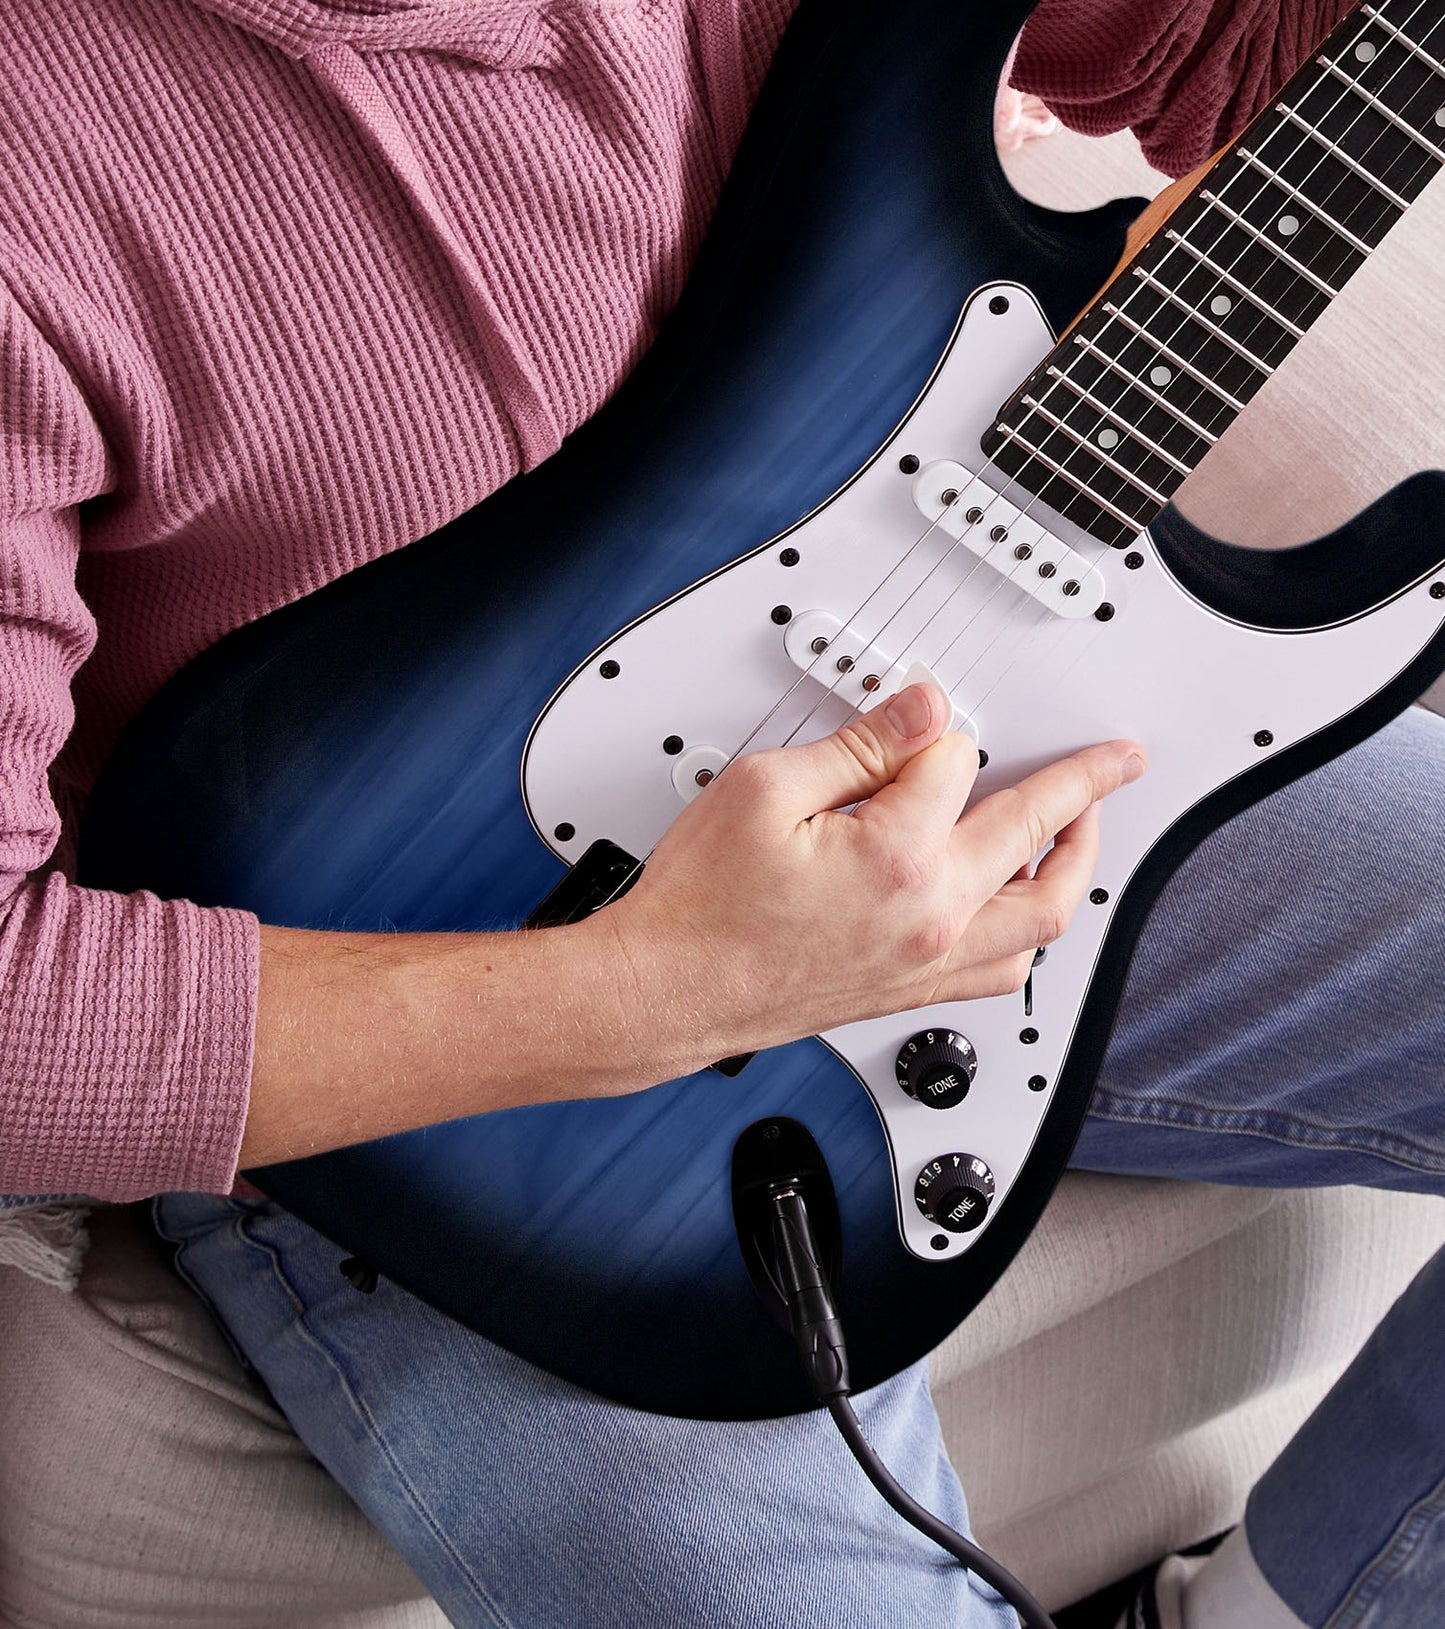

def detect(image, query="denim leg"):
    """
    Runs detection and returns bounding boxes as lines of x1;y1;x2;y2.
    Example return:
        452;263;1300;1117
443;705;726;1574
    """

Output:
1074;705;1445;1628
153;1192;1011;1629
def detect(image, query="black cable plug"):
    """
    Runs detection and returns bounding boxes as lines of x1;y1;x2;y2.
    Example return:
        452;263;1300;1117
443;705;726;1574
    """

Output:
767;1185;851;1401
764;1183;1057;1629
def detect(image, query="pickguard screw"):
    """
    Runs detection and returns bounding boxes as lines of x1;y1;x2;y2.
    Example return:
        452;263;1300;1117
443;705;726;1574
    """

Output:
1432;582;1445;599
930;1234;950;1251
1019;1027;1039;1045
942;488;959;506
780;547;800;567
977;748;990;768
1028;1075;1047;1092
662;736;684;756
990;525;1009;542
770;604;792;624
1124;552;1144;570
1038;561;1057;579
1013;543;1032;560
695;768;715;787
1090;887;1109;905
989;294;1011;315
554;822;576;842
899;454;920;474
1095;603;1116;621
965;506;984;524
599;659;620;679
810;635;830;655
1255;729;1274;747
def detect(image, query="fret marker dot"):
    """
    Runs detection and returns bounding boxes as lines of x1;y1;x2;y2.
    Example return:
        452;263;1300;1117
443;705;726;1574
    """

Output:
1354;41;1377;62
1209;294;1233;317
1277;214;1301;237
1096;427;1121;449
1149;365;1172;388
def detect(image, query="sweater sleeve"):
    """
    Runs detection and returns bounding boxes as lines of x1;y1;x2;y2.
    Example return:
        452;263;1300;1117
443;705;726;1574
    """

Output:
1013;0;1357;178
0;284;259;1202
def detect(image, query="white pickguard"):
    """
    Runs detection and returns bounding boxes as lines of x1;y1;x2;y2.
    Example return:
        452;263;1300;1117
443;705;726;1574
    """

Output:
522;281;1445;1264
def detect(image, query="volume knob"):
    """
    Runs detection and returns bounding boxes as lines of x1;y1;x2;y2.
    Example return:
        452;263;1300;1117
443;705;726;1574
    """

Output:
896;1029;977;1110
915;1154;995;1233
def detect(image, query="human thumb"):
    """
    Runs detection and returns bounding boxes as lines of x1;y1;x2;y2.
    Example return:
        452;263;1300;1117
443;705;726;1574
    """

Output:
769;682;951;819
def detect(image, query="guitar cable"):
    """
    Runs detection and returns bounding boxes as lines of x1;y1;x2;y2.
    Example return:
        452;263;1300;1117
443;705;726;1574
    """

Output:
766;1187;1057;1629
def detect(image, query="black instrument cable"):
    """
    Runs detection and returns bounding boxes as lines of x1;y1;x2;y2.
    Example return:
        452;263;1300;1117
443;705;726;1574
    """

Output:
766;1186;1057;1629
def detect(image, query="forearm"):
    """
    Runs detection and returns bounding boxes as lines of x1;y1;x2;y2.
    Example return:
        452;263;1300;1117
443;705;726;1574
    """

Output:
242;918;711;1168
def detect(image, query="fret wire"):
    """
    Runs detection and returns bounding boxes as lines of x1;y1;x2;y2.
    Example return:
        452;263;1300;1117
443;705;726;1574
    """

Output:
1198;188;1345;297
1234;146;1376;254
1318;56;1445;161
1274;103;1411;208
1101;302;1249;409
990;423;1146;531
1043;367;1195;474
1162;231;1307;337
1019;394;1173;503
1071;334;1221;444
1360;4;1445;81
1130;265;1277;373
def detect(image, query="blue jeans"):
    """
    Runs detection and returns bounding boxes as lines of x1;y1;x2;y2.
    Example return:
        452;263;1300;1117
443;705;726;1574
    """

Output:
156;705;1445;1629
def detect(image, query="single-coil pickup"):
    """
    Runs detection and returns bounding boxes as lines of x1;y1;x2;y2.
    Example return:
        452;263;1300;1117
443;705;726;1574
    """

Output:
910;461;1105;618
783;612;976;737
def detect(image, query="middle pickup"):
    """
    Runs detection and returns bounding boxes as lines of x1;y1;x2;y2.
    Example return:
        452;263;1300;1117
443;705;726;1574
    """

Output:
910;460;1107;618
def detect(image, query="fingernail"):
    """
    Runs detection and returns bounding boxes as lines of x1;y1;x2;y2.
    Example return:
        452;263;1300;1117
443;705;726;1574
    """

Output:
1121;751;1146;784
885;684;932;738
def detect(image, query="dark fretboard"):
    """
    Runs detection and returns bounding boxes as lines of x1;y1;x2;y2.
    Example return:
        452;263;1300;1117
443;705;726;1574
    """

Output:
980;0;1445;548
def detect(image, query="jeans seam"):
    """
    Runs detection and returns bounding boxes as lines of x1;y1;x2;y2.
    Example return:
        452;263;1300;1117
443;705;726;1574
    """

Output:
234;1213;517;1629
1087;1092;1445;1178
1322;1470;1445;1629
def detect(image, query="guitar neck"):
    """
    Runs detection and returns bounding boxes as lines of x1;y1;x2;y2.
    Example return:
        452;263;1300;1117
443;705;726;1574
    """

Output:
982;0;1445;549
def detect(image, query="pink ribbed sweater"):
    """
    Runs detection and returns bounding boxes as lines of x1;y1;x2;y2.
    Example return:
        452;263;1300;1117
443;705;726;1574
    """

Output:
1;0;1350;1202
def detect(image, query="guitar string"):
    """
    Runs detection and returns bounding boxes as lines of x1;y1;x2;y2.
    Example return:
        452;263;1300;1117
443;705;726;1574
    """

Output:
601;0;1443;908
923;0;1445;731
759;0;1443;767
814;0;1445;755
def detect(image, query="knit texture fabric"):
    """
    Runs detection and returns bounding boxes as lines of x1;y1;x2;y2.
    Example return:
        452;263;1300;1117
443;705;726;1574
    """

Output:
0;0;1338;1207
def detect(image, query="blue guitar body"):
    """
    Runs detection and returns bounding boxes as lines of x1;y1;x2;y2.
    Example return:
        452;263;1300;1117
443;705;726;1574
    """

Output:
80;0;1445;1419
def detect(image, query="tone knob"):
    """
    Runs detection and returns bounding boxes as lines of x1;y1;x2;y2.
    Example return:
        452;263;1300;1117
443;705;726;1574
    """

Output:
915;1154;995;1233
895;1029;977;1110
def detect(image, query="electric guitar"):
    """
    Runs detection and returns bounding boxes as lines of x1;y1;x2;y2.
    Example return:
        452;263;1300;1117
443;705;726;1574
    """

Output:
80;0;1445;1418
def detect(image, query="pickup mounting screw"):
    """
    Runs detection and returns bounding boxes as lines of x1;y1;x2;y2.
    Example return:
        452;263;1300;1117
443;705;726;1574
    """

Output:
663;736;684;755
780;548;800;567
695;768;715;787
942;488;959;506
770;604;792;625
1254;729;1275;747
810;635;830;655
599;660;620;679
899;454;920;474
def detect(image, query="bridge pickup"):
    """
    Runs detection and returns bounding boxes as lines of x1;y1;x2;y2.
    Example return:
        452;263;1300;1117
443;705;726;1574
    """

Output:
910;460;1106;618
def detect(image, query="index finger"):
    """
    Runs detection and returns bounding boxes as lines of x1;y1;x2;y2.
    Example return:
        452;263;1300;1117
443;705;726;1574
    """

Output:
950;740;1145;896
